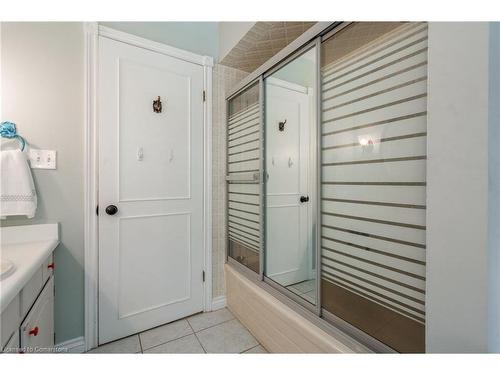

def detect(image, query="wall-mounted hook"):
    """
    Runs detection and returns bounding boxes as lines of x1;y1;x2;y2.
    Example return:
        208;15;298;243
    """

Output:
278;119;287;132
153;96;163;113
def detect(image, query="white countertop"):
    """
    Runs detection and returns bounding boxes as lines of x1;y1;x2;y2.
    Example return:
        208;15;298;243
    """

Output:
0;224;59;313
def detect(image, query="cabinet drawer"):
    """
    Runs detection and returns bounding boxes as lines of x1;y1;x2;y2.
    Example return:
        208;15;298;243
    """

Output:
42;254;54;284
20;276;54;353
20;267;44;317
1;295;21;349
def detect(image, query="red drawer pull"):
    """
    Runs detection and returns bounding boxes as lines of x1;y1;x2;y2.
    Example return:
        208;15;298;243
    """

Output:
48;263;55;270
29;326;39;336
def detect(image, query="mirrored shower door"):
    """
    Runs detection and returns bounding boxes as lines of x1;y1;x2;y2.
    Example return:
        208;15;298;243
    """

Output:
263;46;319;306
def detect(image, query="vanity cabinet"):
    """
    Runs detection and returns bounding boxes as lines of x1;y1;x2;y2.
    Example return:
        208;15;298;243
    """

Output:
20;277;54;353
0;295;21;350
4;330;20;353
1;254;55;354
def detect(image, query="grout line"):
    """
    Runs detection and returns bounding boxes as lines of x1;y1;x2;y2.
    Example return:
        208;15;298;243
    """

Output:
141;320;195;352
186;319;207;353
240;343;261;354
138;334;143;354
193;317;237;335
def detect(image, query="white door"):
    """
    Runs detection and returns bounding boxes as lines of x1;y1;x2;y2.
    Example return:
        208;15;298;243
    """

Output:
265;78;313;286
98;36;205;344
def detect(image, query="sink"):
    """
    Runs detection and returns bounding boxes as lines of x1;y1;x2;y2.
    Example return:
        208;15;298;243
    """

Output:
0;259;15;279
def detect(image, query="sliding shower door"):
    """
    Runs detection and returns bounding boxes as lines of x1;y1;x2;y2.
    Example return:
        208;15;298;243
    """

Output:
227;83;262;273
264;46;318;306
320;22;428;352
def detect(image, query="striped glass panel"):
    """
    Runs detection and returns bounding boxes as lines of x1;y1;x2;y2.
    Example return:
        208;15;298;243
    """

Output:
227;83;261;273
320;22;427;353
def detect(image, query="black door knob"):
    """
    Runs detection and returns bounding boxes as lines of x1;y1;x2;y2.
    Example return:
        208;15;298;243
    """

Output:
105;205;118;215
300;195;309;203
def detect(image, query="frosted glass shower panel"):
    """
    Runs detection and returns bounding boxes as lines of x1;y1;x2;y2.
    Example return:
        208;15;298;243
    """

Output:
320;22;428;352
227;83;261;273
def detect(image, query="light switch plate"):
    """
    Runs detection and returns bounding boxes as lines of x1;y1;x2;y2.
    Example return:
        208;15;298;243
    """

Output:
29;149;57;169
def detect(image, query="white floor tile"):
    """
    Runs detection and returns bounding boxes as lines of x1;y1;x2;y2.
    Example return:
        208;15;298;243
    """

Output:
144;334;205;354
187;308;234;332
87;335;141;354
196;319;258;353
139;319;193;350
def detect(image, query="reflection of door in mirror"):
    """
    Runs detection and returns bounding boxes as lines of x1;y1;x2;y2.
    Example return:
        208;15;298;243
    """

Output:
264;47;317;305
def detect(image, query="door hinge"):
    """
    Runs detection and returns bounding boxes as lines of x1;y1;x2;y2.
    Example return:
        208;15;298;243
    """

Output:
202;270;205;282
96;205;99;216
203;90;206;102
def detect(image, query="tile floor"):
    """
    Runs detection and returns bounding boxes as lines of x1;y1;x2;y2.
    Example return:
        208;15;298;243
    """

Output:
87;308;267;354
286;279;316;304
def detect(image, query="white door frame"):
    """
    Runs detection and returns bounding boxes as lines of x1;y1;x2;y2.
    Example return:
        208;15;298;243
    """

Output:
83;22;213;351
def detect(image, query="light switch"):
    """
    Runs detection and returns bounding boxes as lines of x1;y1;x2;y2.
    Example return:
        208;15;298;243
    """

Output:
29;149;57;169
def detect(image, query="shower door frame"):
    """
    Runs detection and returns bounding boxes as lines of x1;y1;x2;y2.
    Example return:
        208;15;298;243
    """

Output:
225;21;398;353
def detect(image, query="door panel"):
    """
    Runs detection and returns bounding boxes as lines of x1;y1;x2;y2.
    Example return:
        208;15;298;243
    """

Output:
117;213;192;319
98;37;205;344
118;59;191;201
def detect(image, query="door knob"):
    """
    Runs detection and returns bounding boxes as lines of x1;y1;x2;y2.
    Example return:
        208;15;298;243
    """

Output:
105;205;118;215
300;195;309;203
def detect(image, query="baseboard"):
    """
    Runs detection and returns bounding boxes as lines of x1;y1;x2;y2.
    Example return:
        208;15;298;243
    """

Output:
211;295;227;311
55;336;86;353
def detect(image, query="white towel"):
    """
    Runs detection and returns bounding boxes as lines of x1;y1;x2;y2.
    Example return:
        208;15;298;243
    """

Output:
0;150;37;218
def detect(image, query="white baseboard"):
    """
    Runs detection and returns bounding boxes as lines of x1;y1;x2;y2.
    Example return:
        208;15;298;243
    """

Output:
55;336;86;353
211;295;227;311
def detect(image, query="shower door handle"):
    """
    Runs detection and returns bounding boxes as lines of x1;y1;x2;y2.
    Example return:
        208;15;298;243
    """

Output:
300;195;309;203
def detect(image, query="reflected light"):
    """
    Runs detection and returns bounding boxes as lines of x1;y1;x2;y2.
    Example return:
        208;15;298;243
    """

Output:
359;137;373;146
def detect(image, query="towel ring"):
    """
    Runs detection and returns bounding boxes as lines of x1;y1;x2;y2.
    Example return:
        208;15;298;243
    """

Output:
0;121;26;151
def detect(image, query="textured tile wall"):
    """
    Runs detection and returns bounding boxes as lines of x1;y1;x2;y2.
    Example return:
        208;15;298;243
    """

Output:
212;64;248;298
220;22;316;72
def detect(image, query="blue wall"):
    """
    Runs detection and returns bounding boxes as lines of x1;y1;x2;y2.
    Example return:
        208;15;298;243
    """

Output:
99;22;219;59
